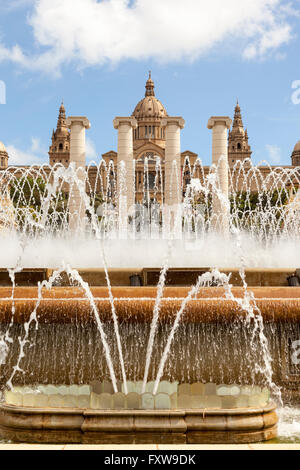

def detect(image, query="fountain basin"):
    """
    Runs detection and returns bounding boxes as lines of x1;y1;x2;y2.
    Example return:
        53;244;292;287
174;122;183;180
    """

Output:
0;402;278;444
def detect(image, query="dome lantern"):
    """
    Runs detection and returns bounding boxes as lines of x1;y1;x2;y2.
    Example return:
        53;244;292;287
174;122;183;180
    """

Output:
145;71;155;97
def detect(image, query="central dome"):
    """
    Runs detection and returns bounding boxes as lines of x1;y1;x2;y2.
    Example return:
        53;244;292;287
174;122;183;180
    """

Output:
132;73;168;120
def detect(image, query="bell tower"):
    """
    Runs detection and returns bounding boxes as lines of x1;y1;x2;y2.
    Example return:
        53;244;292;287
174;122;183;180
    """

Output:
49;102;70;167
228;101;252;168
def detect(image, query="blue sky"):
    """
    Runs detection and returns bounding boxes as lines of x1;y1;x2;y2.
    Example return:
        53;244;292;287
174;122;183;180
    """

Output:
0;0;300;166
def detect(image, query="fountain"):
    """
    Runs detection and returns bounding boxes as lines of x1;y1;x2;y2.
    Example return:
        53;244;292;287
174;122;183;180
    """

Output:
0;112;299;444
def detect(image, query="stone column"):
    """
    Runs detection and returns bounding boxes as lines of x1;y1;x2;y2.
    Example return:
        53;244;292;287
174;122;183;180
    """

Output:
161;117;185;237
207;116;232;235
66;116;91;232
161;117;185;206
113;117;137;223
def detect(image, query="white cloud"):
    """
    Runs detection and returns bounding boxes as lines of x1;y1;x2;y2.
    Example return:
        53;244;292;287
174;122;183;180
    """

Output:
266;144;282;164
0;0;298;72
6;138;48;166
243;24;292;59
30;137;44;154
0;43;28;66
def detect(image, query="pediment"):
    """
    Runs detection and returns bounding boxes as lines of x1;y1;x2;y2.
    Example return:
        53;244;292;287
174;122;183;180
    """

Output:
102;150;117;159
134;142;165;159
182;150;198;158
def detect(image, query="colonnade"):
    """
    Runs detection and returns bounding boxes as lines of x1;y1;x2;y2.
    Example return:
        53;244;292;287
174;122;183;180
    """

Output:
66;113;231;236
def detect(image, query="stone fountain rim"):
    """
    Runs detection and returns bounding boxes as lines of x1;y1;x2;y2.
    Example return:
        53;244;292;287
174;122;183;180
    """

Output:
0;402;277;416
0;402;278;444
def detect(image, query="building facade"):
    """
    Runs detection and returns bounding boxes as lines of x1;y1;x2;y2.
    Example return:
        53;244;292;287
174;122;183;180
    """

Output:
1;74;300;198
99;74;199;202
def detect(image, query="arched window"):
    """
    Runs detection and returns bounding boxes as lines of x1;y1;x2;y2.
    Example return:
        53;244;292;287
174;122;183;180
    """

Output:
237;143;241;150
59;143;63;151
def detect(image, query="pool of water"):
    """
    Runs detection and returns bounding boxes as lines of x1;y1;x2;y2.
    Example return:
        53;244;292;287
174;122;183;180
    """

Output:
267;407;300;444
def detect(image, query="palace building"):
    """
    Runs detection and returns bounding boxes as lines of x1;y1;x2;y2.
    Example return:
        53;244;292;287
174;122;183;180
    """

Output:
0;73;300;198
47;73;299;198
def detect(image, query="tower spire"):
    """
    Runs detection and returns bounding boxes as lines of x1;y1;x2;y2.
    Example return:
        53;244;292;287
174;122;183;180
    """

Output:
233;99;243;129
228;100;252;167
57;100;67;130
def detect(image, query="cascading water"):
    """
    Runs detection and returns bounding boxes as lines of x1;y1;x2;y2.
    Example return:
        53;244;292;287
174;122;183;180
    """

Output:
0;156;299;443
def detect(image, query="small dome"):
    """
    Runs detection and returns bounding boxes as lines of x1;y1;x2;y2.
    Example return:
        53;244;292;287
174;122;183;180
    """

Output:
293;141;300;152
56;126;69;137
132;72;168;120
0;141;7;153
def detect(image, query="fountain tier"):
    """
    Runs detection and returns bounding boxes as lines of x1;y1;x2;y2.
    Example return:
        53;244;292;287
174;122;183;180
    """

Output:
0;287;299;405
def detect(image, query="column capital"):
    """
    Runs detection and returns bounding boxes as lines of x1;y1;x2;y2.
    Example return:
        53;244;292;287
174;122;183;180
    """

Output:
207;116;232;130
66;116;91;129
161;117;185;129
113;117;138;130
